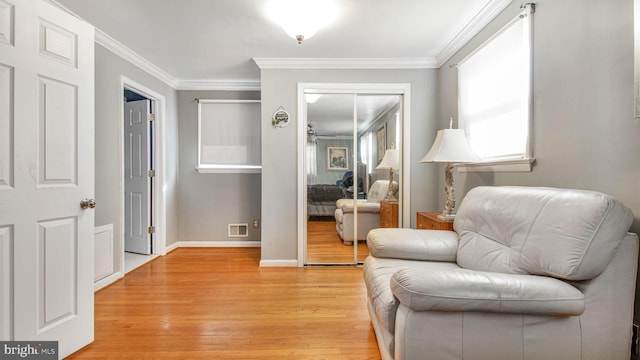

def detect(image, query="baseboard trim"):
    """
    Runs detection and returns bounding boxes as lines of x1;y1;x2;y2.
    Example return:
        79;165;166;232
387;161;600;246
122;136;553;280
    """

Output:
169;241;262;249
94;271;123;292
259;259;299;267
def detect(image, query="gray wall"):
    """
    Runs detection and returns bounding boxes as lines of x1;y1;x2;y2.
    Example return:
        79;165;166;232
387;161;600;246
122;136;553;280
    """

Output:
177;90;262;242
95;44;179;271
437;0;640;339
314;138;352;185
260;69;438;262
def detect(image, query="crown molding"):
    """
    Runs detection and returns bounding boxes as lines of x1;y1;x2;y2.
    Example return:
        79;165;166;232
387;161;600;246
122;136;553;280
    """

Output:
253;57;437;70
435;0;514;67
176;80;261;91
95;29;179;88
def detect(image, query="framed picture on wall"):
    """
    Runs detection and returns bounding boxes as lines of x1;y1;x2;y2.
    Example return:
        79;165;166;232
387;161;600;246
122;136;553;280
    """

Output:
376;125;386;164
327;146;349;171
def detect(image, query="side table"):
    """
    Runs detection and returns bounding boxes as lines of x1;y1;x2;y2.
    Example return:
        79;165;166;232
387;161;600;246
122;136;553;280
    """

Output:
416;212;454;231
380;200;399;228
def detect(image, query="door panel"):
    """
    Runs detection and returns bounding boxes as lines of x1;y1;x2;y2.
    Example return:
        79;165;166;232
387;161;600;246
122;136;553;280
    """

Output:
0;64;11;188
38;217;77;327
0;0;94;357
124;99;151;254
305;93;358;264
0;1;14;46
39;77;77;185
0;225;11;340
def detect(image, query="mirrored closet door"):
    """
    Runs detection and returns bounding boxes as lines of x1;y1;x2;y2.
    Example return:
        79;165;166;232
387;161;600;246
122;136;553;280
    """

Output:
304;92;402;265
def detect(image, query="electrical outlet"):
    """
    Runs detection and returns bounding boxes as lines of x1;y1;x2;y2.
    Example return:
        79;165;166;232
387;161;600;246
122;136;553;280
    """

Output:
252;219;260;228
632;323;639;355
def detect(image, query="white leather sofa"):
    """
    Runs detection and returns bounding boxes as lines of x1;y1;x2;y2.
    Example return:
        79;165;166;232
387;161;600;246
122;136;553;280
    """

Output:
364;186;638;360
334;180;398;245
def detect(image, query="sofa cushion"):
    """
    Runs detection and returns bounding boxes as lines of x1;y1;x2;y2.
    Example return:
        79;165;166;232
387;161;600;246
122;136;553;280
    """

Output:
391;266;585;315
454;186;633;280
363;257;408;334
335;199;381;213
363;257;460;335
367;228;458;261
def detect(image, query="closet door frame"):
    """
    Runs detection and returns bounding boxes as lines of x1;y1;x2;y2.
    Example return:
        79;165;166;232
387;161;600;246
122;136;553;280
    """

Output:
296;83;412;267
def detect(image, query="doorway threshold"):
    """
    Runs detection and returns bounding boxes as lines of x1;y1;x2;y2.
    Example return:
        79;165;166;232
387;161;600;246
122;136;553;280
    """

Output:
125;252;158;273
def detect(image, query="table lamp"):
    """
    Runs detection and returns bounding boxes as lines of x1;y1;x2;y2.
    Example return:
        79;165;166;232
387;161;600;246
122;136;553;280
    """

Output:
376;149;400;201
420;123;479;221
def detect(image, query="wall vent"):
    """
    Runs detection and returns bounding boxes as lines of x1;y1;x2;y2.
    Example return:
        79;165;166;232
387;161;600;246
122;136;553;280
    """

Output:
228;223;249;238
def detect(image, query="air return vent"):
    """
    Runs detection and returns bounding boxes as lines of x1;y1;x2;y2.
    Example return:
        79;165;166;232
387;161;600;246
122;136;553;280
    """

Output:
228;223;249;238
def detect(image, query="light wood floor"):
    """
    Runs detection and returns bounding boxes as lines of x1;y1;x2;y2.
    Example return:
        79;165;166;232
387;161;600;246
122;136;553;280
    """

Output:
69;247;381;360
306;219;370;264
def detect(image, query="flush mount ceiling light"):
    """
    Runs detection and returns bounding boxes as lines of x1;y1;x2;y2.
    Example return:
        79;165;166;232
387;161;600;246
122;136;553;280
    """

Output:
267;0;338;44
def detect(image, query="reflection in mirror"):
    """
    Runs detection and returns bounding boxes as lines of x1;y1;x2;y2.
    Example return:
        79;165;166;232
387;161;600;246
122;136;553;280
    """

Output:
305;92;402;265
305;94;355;264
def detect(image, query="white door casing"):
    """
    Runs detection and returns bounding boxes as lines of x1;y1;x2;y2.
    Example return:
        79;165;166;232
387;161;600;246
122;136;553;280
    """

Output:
0;0;95;357
124;99;151;255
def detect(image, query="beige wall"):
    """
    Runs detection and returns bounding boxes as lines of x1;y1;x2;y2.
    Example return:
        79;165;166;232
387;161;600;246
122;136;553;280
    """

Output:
259;69;438;262
94;44;179;270
176;90;262;243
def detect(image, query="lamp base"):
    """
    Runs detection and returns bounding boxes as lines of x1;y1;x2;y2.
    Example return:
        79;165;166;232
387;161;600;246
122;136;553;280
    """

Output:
437;212;455;222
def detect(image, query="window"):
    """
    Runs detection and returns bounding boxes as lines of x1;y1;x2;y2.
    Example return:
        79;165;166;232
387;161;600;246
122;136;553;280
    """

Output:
359;131;373;174
197;99;261;173
458;5;534;171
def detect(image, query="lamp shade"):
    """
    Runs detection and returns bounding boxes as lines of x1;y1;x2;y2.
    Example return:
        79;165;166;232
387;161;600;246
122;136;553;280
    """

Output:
376;149;400;170
419;129;480;163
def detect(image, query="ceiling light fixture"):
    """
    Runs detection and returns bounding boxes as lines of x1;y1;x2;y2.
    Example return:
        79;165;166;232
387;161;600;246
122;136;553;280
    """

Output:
267;0;338;44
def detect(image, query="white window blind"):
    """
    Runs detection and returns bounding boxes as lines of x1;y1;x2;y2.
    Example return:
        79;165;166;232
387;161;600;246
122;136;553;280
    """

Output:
458;5;533;166
197;100;261;173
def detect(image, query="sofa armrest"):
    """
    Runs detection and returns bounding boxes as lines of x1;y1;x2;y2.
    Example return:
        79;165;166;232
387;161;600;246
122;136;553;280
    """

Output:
391;267;585;316
367;228;458;261
336;199;380;214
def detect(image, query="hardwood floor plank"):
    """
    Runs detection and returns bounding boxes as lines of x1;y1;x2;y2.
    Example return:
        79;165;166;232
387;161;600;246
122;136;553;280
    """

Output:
69;248;381;360
306;220;370;263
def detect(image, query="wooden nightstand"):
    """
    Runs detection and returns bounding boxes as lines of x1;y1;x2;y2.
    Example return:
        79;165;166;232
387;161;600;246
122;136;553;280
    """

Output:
416;212;454;231
380;200;399;228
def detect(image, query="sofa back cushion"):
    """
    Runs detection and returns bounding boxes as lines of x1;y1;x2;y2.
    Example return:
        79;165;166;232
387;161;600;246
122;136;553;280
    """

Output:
454;186;633;280
367;180;398;203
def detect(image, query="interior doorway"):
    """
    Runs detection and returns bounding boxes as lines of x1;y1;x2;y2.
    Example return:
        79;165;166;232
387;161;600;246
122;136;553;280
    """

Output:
120;77;167;273
123;91;153;255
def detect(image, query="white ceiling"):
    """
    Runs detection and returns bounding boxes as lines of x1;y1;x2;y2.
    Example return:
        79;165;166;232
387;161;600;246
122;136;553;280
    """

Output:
53;0;512;85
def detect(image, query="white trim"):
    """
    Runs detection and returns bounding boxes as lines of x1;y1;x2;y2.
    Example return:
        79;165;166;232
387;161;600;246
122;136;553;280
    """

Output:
456;158;535;173
197;99;261;104
93;271;123;292
435;0;515;67
97;30;178;88
254;58;436;70
120;77;168;272
176;80;261;91
174;241;262;248
297;83;412;267
196;167;262;174
259;259;299;267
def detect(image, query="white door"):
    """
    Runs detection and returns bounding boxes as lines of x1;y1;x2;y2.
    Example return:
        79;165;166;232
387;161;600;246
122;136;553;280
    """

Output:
0;0;95;357
124;99;151;254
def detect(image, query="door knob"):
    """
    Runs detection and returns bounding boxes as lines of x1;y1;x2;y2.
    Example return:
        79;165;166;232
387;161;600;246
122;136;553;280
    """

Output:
80;198;96;209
